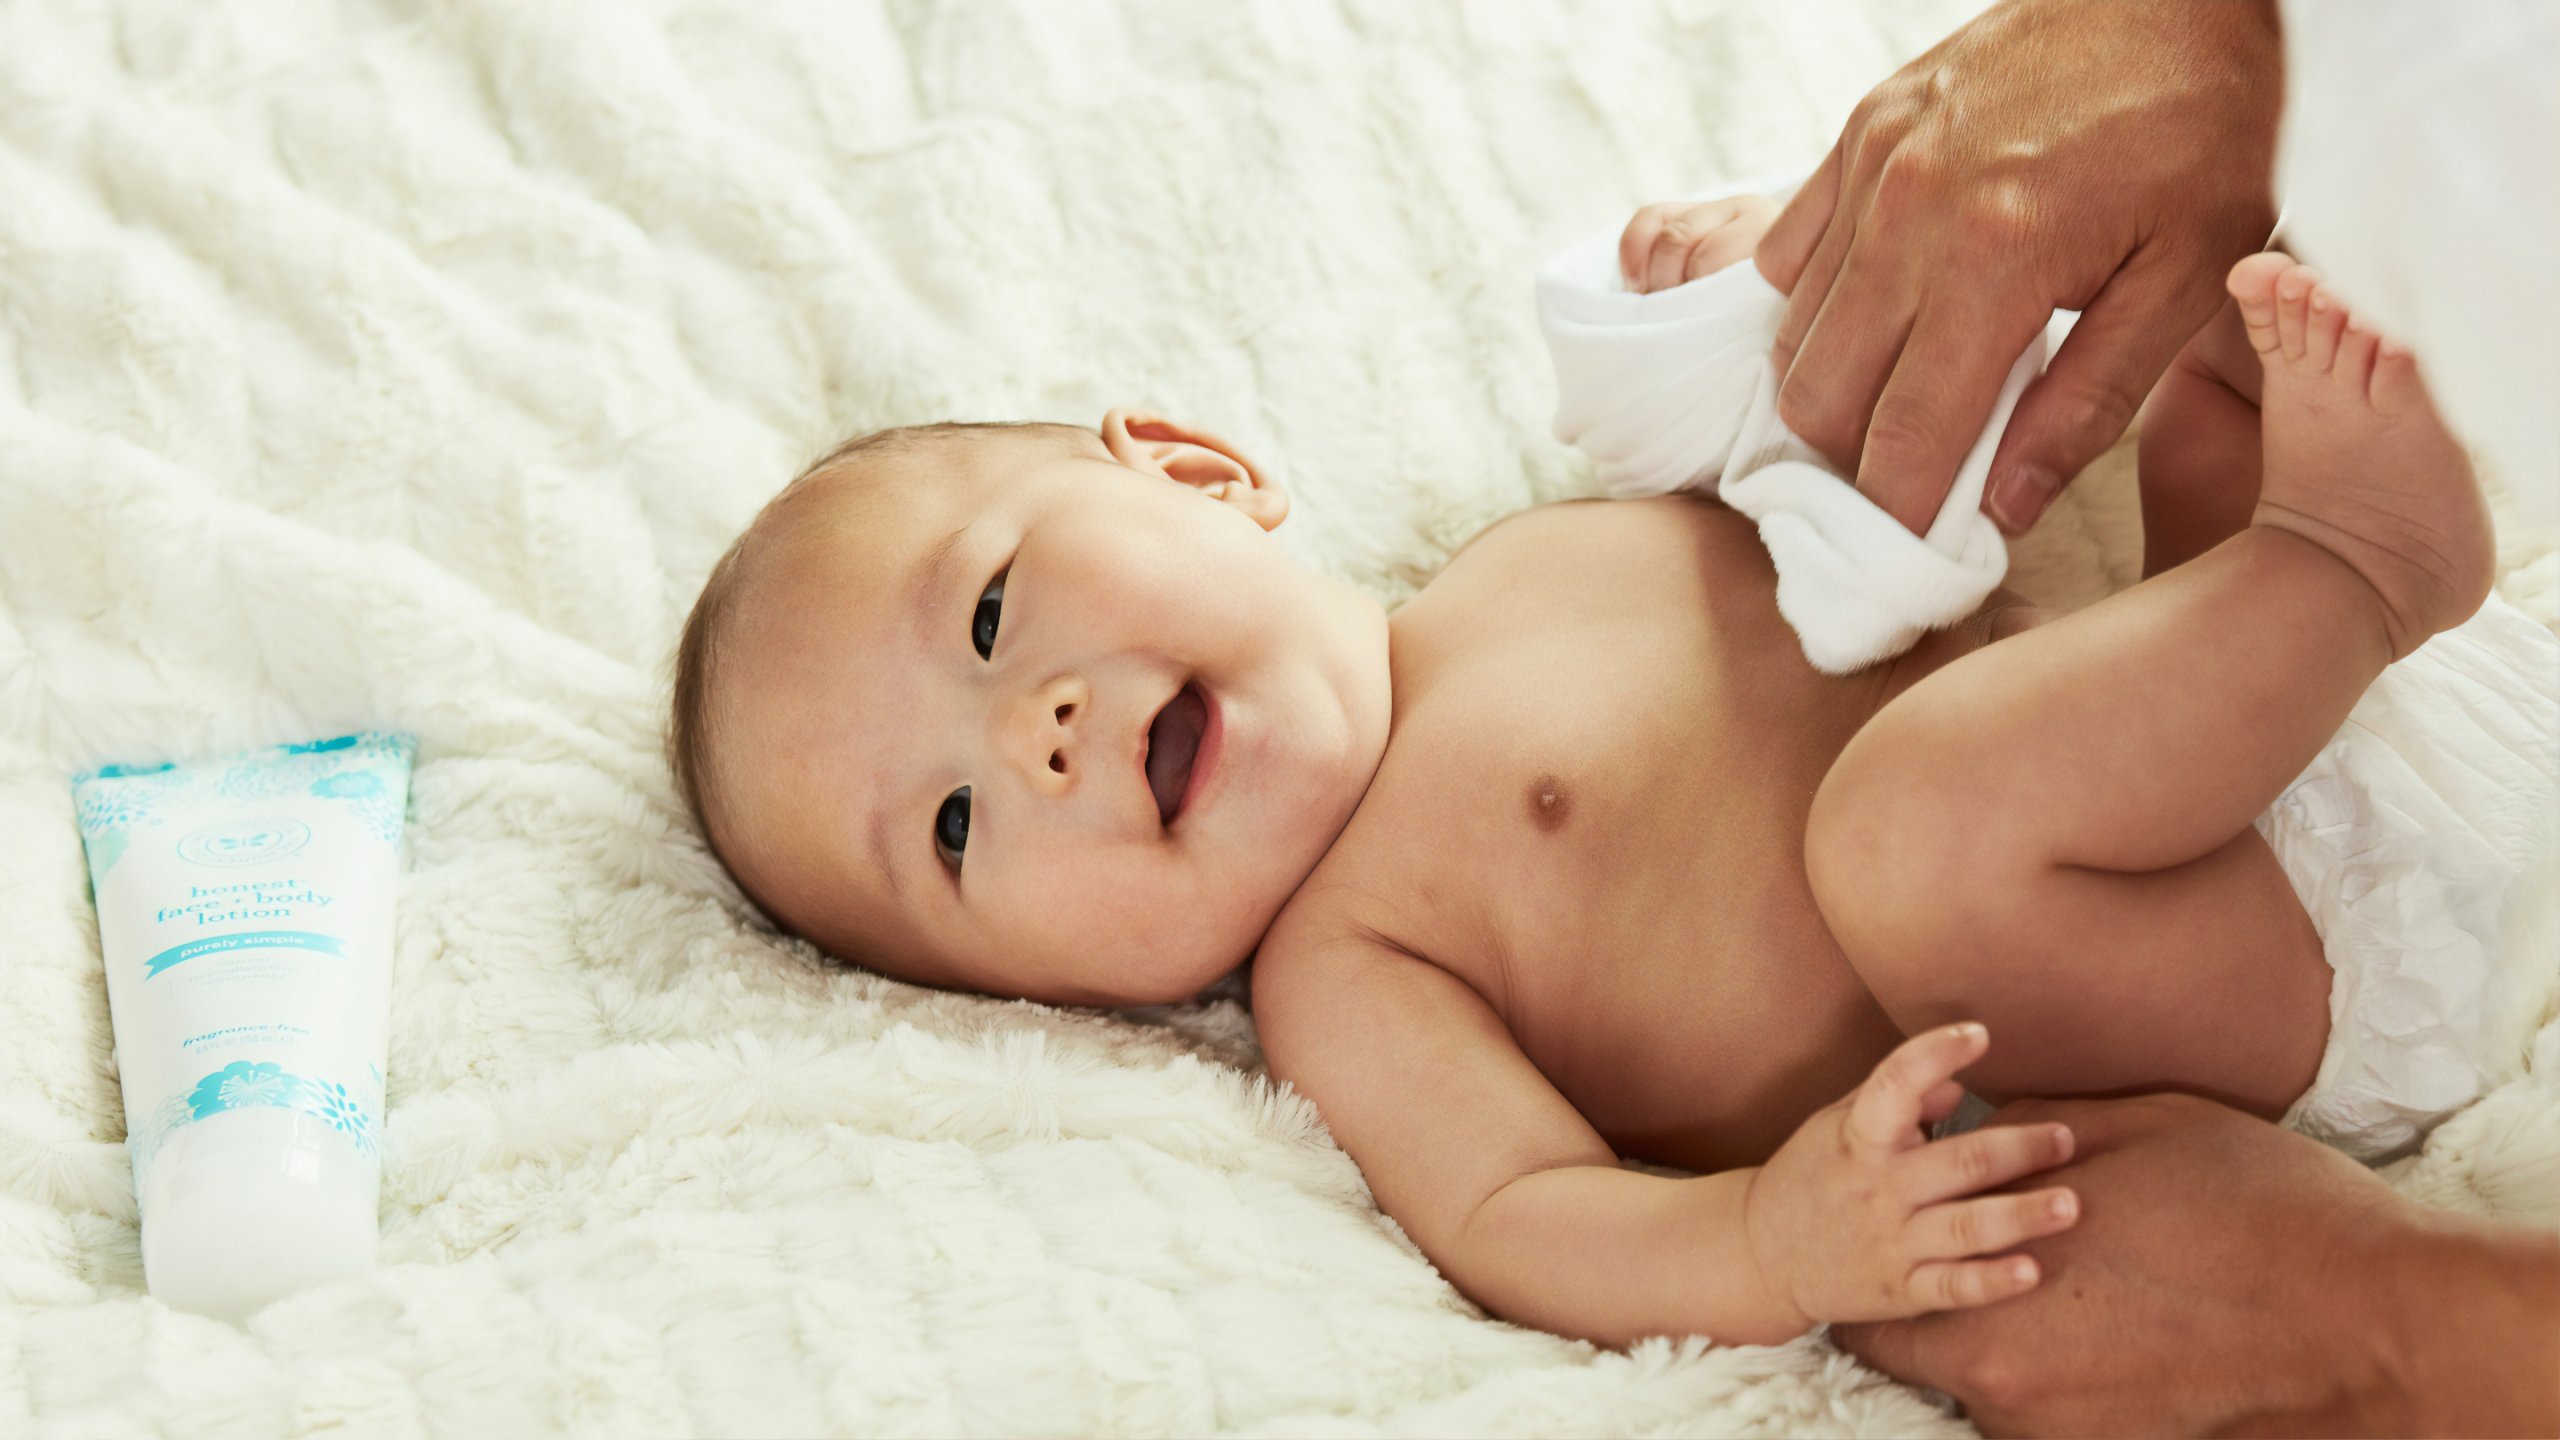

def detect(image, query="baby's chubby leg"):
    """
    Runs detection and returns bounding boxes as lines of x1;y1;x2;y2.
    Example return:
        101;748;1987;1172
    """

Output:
1807;255;2495;1114
2135;295;2265;575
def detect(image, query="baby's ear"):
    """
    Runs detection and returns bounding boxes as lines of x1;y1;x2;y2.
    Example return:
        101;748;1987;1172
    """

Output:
1100;408;1289;531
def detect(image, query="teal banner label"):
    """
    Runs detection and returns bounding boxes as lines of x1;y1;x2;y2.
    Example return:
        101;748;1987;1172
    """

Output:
143;929;344;979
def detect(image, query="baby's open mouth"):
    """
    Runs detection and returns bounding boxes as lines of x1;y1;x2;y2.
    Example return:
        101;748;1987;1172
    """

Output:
1144;682;1208;825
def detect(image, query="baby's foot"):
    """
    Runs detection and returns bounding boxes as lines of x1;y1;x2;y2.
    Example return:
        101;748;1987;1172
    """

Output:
2226;253;2493;658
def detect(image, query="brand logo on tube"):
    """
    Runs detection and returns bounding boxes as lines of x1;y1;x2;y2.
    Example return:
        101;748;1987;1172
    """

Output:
175;818;312;867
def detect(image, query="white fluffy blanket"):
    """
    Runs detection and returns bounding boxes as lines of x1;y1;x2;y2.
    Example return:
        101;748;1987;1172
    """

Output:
3;2;2554;1434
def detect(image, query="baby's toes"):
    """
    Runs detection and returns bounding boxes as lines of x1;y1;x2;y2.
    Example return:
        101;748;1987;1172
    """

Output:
2332;312;2381;394
2304;282;2349;373
2226;251;2294;353
2274;263;2322;360
2368;339;2432;420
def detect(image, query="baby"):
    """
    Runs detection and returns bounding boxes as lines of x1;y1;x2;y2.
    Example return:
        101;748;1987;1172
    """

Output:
667;195;2547;1349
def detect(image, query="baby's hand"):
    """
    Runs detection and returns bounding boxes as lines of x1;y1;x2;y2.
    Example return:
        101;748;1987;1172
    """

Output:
1619;194;1781;294
1742;1023;2081;1331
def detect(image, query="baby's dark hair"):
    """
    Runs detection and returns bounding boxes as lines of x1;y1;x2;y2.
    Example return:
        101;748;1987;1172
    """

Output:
666;420;1087;936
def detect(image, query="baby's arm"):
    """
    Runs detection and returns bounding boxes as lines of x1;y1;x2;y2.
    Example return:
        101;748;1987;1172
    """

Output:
1255;937;2080;1348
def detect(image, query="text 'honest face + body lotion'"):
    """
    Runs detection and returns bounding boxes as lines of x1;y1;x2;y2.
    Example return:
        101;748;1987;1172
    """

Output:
73;733;415;1322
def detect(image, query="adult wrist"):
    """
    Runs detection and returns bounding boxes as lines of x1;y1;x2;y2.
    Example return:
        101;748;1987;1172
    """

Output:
2372;1208;2560;1436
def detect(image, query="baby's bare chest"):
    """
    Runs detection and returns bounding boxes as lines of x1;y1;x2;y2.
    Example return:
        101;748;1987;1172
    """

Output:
1292;499;1908;1169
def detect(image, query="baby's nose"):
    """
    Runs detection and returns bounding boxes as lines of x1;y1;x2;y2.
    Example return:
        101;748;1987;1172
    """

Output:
1005;674;1091;793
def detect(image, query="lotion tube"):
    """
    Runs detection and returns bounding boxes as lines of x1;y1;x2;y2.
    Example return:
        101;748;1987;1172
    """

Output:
72;732;414;1321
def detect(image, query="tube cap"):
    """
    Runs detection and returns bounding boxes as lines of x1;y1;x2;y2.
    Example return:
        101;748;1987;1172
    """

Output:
139;1106;381;1322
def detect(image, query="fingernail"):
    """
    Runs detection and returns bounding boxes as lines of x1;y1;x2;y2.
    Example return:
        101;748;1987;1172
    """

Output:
2013;1259;2036;1285
2049;1191;2076;1221
1958;1022;1986;1043
1989;466;2058;531
2051;1125;2074;1161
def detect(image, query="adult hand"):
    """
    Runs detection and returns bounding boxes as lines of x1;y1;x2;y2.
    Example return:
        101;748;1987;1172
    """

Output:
1835;1094;2560;1437
1754;0;2281;535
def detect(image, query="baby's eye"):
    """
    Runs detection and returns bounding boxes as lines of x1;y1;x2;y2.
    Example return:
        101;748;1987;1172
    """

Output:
972;573;1006;660
934;787;971;866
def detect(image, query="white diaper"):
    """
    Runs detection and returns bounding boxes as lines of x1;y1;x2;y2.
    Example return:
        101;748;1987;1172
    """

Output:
1936;592;2559;1163
2258;590;2560;1161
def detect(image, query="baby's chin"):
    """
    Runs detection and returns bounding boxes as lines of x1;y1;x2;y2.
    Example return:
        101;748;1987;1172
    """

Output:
965;897;1270;1007
999;935;1257;1009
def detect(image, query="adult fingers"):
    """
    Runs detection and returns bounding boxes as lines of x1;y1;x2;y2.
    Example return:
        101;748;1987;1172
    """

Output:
1775;240;1917;476
1769;202;1858;389
1898;1121;2077;1208
1857;297;2056;534
1756;135;1845;296
1848;1022;1989;1153
1984;246;2223;533
1771;103;1905;377
1912;1187;2080;1261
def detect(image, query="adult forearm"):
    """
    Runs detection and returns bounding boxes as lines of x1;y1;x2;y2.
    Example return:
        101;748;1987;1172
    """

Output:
2385;1215;2560;1437
1446;1164;1803;1350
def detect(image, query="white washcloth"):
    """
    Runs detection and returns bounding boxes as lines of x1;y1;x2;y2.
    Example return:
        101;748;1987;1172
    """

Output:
1537;177;2073;674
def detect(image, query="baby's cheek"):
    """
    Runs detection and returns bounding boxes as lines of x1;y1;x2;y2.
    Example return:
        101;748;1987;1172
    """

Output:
1011;845;1151;941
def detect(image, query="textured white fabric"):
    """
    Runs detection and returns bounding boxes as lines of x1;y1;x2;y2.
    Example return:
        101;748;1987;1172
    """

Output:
1538;178;2064;673
2264;592;2560;1161
2276;0;2560;522
0;1;2553;1436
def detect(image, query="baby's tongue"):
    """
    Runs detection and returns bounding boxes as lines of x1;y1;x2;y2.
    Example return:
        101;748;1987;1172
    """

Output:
1146;684;1206;823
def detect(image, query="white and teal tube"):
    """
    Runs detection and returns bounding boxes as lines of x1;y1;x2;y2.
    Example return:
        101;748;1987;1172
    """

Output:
73;732;415;1321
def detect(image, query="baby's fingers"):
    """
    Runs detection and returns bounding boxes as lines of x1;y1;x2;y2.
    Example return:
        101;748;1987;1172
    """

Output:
1905;1254;2043;1314
1898;1120;2077;1207
1912;1187;2079;1261
1676;221;1760;287
1619;204;1685;289
1620;197;1765;292
1848;1023;1988;1153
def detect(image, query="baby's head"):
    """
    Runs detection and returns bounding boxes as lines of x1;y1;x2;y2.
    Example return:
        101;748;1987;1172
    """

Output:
672;412;1392;1007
